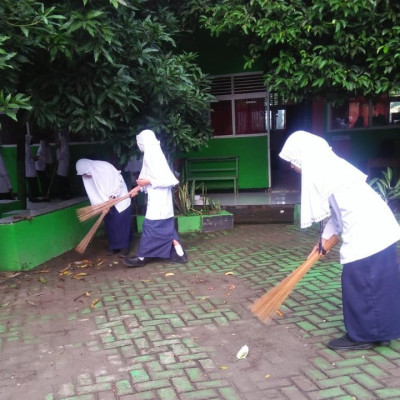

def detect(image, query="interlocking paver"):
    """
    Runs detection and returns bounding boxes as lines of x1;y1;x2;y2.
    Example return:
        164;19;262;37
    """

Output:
1;223;400;399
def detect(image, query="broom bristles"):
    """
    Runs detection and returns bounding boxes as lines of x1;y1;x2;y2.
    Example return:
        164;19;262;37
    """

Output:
75;210;108;254
251;235;339;322
76;193;131;222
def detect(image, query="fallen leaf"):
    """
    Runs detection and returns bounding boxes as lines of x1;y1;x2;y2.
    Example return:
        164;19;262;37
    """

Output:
74;260;89;265
59;265;71;274
229;285;236;290
77;264;88;268
165;272;175;277
275;310;283;317
39;276;47;284
73;273;88;279
27;300;37;306
90;299;100;309
1;302;9;307
265;374;270;379
224;271;234;276
220;366;228;370
85;291;91;297
33;270;49;274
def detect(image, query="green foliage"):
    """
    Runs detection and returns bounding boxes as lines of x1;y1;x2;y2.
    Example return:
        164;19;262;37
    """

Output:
174;181;200;216
369;167;400;205
0;0;214;162
173;181;221;216
194;0;400;103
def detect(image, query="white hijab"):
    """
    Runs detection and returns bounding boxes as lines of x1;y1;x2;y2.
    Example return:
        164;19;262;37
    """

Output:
76;158;130;213
279;130;367;228
136;129;179;189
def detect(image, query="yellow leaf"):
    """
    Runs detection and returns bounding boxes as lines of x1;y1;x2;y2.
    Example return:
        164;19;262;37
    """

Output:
73;273;88;279
39;276;47;284
220;366;228;370
165;272;175;277
1;302;9;307
85;291;91;297
224;271;234;276
265;374;270;379
90;299;100;309
59;265;71;274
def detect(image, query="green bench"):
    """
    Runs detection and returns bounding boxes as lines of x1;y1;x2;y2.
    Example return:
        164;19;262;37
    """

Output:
184;156;239;194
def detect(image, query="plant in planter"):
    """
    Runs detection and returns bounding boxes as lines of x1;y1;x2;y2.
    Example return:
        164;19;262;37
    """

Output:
172;181;233;233
369;167;400;212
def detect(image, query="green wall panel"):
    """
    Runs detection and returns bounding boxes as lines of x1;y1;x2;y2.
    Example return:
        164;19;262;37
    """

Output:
181;135;270;190
0;201;91;271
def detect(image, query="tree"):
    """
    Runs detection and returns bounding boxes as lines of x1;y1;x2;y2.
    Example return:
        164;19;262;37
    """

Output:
193;0;400;104
0;0;214;160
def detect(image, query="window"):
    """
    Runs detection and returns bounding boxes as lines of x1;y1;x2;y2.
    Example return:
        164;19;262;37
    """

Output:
210;73;268;136
329;93;400;130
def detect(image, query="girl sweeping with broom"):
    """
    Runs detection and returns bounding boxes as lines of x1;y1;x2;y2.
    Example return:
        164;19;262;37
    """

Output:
76;158;138;257
279;130;400;351
123;129;187;268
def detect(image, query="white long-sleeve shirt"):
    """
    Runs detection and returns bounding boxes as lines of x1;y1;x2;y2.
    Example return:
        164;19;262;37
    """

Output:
323;181;400;264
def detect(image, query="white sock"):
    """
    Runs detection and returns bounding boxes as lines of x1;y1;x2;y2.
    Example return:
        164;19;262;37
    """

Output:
174;244;184;256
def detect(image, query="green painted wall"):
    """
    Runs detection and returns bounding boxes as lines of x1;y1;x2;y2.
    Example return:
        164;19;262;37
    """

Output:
0;201;91;271
180;135;270;190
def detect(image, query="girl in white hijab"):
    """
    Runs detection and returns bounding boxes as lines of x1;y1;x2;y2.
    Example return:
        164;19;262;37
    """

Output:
123;129;187;267
76;158;133;256
280;130;400;351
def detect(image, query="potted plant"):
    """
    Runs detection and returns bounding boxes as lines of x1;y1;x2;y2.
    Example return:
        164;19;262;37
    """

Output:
369;167;400;214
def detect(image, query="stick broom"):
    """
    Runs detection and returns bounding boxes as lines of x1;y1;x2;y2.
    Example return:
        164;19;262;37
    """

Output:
251;234;340;322
76;193;131;222
75;209;108;254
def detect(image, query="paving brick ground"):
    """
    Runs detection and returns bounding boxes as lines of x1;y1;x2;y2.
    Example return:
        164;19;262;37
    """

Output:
1;222;400;400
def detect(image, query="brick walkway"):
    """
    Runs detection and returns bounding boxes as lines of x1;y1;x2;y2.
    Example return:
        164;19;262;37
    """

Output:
1;223;400;400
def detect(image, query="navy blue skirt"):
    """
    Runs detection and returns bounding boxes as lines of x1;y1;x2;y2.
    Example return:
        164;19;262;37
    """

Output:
104;206;132;250
137;217;180;259
342;243;400;342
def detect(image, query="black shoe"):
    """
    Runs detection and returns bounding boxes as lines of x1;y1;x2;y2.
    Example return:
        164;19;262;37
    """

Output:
123;256;146;268
328;334;374;351
119;248;129;258
170;252;188;264
375;340;391;346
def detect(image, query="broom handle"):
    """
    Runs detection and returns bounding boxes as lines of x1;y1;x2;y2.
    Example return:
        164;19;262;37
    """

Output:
250;234;340;316
75;209;108;254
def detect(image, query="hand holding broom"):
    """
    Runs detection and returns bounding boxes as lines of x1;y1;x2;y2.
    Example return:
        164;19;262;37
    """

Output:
76;186;141;222
250;234;340;322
